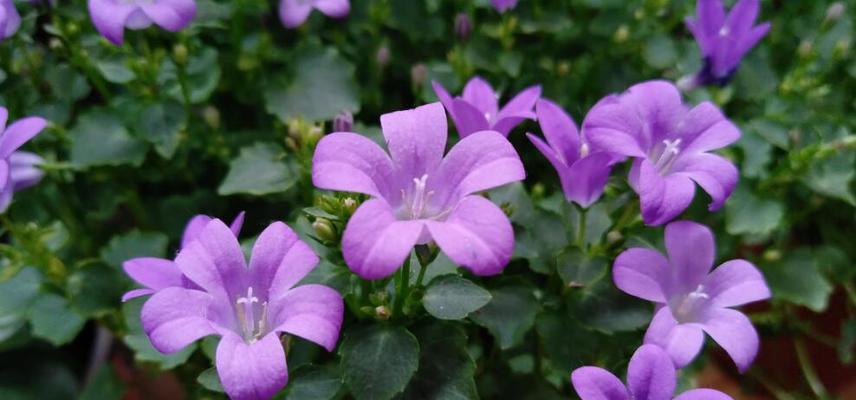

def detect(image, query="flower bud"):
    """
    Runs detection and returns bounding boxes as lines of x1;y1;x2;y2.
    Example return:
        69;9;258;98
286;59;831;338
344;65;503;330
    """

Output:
173;43;188;65
411;63;427;86
312;218;336;242
202;106;221;129
376;46;390;68
825;2;845;23
762;249;781;263
613;25;629;43
454;13;473;41
375;305;391;320
342;197;358;214
606;230;623;245
333;111;354;132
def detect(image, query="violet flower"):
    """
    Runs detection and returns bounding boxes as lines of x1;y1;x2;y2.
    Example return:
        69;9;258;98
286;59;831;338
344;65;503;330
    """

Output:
613;221;770;372
491;0;518;13
433;77;541;137
122;213;245;301
142;219;344;400
571;344;733;400
312;102;525;279
0;108;47;213
279;0;350;29
584;80;740;226
0;0;21;42
680;0;771;88
526;99;615;208
87;0;197;46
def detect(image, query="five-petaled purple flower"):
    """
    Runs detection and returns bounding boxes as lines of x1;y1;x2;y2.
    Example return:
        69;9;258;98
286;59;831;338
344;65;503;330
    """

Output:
613;221;770;372
0;0;21;42
88;0;196;45
681;0;771;88
433;77;540;137
584;80;740;226
312;102;525;279
526;99;615;208
141;219;344;400
491;0;518;13
279;0;350;29
572;344;733;400
0;107;47;213
122;213;245;301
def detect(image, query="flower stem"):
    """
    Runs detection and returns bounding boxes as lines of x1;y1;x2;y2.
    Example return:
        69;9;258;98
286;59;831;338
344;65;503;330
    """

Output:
576;205;588;250
393;254;411;318
795;338;828;399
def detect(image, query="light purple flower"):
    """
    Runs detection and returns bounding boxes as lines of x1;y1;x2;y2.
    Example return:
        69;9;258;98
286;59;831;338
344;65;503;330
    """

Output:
312;102;525;279
0;0;21;41
584;80;740;226
526;99;615;208
433;77;541;137
87;0;196;46
491;0;518;13
681;0;771;88
279;0;350;29
571;344;733;400
0;108;47;213
141;219;344;400
613;221;770;372
122;213;245;301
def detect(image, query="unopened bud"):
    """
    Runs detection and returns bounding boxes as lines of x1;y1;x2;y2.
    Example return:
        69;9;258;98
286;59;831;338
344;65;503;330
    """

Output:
333;111;354;132
797;40;813;58
49;38;63;51
312;218;336;242
342;197;358;214
369;291;388;306
762;249;781;263
173;43;188;65
454;13;473;41
285;137;299;151
557;61;570;76
606;230;623;245
411;63;427;86
614;25;629;43
375;305;391;320
825;2;845;23
202;106;221;129
531;183;546;198
376;46;390;68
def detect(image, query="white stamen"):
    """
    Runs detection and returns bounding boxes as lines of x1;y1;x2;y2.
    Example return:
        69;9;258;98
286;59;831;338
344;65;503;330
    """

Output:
236;287;267;342
719;27;729;37
674;284;709;322
653;139;682;174
580;142;590;158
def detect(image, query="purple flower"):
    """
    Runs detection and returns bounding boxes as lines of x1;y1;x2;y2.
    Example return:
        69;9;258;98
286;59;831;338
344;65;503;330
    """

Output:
526;99;615;208
312;102;525;279
681;0;771;88
0;108;47;212
122;213;245;301
279;0;350;29
613;221;770;372
141;219;344;400
571;344;733;400
584;80;740;226
87;0;197;46
491;0;518;13
0;0;21;41
433;77;541;137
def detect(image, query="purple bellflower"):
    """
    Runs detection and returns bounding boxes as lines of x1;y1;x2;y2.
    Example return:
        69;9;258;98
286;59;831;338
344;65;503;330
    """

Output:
526;99;615;208
433;77;541;137
680;0;771;88
279;0;350;29
571;344;733;400
312;102;526;280
141;219;344;400
122;213;245;301
0;107;47;212
613;221;771;372
88;0;196;46
0;0;21;42
584;80;740;226
491;0;518;13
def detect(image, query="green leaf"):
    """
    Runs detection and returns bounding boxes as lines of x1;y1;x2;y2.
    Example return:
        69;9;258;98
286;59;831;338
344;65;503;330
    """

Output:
735;129;772;178
0;268;42;317
470;283;539;349
340;325;420;400
403;322;478;400
643;34;677;69
28;293;85;346
70;110;148;168
137;101;186;159
95;59;136;84
285;365;343;400
556;249;608;288
44;63;91;101
218;142;297;196
762;248;833;312
839;317;856;364
577;280;652;333
68;264;126;317
536;311;598;373
158;47;221;103
197;367;224;393
423;275;492;320
79;366;125;400
264;48;359;122
100;230;169;269
725;186;784;236
802;151;856;205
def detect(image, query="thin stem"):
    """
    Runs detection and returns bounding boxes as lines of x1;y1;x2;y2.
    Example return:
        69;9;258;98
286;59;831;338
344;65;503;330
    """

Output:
747;369;798;400
393;255;411;318
576;205;588;250
415;262;428;288
795;338;828;399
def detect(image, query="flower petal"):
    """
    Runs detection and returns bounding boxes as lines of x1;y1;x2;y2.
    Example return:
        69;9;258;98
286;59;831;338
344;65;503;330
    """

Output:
216;331;288;400
380;102;447;179
497;85;541;122
312;132;398;202
249;221;319;297
314;0;350;18
0;117;47;158
432;81;459;123
570;367;629;400
0;0;20;39
626;344;676;400
583;99;648;158
563;153;614;208
613;248;670;303
140;0;196;31
451;99;491;137
674;389;734;400
124;257;183;291
175;219;248;301
675;153;738;211
535;99;581;164
181;215;213;249
644;307;705;368
9;151;44;191
678;102;741;154
122;288;155;302
461;77;499;120
279;0;313;28
270;284;343;351
665;221;715;294
623;80;686;148
633;159;696;226
342;199;424;279
705;260;770;308
141;287;217;353
492;115;534;137
724;0;760;37
87;0;138;45
701;307;759;373
733;22;771;63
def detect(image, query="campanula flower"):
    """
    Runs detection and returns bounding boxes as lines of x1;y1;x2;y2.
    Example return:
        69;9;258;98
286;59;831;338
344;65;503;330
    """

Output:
613;221;770;372
0;0;21;41
279;0;350;28
584;80;740;226
526;99;615;208
433;77;541;137
141;219;344;400
680;0;771;88
122;213;245;301
571;344;733;400
312;102;525;279
491;0;518;13
88;0;197;45
0;108;47;212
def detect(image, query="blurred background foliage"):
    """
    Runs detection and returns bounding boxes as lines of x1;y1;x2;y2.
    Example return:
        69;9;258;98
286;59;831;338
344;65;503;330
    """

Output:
0;0;854;399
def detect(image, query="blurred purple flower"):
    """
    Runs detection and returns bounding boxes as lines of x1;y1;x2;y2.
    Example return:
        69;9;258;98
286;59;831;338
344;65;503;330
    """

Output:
613;221;770;372
312;102;525;279
0;108;47;212
333;110;354;133
433;77;540;137
681;0;771;88
0;0;21;41
454;13;472;41
87;0;197;46
279;0;349;28
142;219;344;400
122;213;245;301
526;99;615;208
491;0;518;13
571;344;733;400
584;80;740;226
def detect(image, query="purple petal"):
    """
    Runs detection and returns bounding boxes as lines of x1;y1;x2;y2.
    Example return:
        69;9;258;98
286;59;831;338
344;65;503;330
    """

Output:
0;159;10;212
342;199;424;279
175;219;248;301
451;99;491;137
87;0;139;45
679;102;741;155
216;331;287;400
270;284;343;351
632;159;696;226
380;102;447;179
490;0;518;13
701;307;759;372
583;101;648;158
705;260;770;308
613;248;670;303
674;389;734;400
492;115;534;137
432;81;459;123
312;132;398;202
733;22;771;62
279;0;313;28
0;0;20;39
496;85;541;122
229;212;246;237
425;195;513;276
9;151;45;191
626;344;676;400
644;307;704;368
623;80;686;149
696;0;726;37
664;221;715;293
461;77;499;120
122;288;155;302
140;0;195;32
535;99;581;164
123;257;183;291
0;108;7;130
0;117;47;158
724;0;760;37
563;153;614;208
141;287;217;353
181;215;213;249
674;153;738;211
570;367;629;400
314;0;350;18
249;221;319;298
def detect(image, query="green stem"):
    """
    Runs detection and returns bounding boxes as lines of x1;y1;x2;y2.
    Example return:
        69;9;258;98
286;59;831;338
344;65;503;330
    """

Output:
576;206;588;249
795;339;828;399
393;255;411;318
415;262;428;288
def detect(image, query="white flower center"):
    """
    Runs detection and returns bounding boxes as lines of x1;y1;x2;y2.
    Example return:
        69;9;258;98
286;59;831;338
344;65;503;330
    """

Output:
398;174;452;221
580;142;590;158
236;286;268;343
671;284;709;323
719;27;730;37
651;138;682;175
